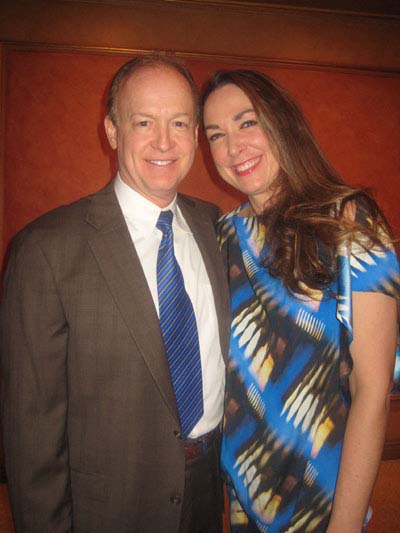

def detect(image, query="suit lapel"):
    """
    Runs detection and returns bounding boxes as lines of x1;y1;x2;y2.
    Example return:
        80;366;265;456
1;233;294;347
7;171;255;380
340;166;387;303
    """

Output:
85;183;179;422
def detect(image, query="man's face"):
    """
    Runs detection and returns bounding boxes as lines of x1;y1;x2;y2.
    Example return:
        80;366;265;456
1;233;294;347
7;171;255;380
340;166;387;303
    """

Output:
105;66;198;207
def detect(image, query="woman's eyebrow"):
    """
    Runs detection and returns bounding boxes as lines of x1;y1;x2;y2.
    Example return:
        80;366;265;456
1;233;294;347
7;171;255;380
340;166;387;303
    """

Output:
233;109;254;121
204;108;255;131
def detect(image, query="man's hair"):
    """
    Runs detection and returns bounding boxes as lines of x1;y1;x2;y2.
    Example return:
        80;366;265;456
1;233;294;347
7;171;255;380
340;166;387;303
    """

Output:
107;54;200;126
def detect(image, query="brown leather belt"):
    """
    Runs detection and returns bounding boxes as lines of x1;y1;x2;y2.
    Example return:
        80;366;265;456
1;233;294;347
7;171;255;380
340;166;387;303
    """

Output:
183;427;220;461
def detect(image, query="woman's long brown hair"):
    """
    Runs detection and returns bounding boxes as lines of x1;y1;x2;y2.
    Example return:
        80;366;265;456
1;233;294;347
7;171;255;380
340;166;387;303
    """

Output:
202;69;393;295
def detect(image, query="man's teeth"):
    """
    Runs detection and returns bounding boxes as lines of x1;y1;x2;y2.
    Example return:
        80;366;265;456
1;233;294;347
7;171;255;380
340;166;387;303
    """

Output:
235;157;260;172
148;160;174;166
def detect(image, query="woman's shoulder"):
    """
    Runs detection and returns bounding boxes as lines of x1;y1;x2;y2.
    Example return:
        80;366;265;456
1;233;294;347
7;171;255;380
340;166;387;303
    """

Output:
338;194;400;296
216;203;252;247
217;203;248;227
338;192;396;252
342;192;387;228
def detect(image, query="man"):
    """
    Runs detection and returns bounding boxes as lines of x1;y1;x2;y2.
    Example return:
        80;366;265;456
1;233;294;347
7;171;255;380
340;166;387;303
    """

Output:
1;56;229;532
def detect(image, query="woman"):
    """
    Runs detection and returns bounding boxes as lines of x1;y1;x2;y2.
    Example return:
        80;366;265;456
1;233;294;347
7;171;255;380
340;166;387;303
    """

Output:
202;70;399;532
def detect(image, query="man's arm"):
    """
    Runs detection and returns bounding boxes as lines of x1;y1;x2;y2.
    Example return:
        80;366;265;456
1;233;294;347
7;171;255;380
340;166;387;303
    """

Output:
1;231;72;532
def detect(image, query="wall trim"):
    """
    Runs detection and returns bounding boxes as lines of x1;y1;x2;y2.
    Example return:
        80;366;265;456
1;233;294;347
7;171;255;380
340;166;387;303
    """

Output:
383;395;400;460
61;0;400;21
3;1;399;71
2;41;400;77
0;44;5;258
383;441;400;461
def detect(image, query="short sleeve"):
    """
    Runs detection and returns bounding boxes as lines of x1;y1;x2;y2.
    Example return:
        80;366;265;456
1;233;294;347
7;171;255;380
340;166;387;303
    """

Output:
335;205;400;390
336;206;400;339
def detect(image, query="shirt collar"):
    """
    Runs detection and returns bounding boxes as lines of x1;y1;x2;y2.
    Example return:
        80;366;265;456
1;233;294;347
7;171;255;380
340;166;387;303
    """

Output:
114;174;191;234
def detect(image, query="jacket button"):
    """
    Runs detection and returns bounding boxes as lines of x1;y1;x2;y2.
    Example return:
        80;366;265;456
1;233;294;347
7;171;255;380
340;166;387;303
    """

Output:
173;430;183;439
170;495;181;505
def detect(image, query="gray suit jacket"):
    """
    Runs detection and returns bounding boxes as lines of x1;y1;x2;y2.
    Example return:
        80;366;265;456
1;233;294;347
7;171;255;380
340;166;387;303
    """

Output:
1;181;230;533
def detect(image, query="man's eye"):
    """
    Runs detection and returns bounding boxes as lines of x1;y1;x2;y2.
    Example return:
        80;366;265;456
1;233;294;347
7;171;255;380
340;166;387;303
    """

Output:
241;120;257;129
137;120;149;127
174;121;188;128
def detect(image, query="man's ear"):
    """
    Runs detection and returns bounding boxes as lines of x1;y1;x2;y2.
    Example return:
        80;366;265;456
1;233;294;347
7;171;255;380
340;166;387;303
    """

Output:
104;115;117;150
194;124;199;147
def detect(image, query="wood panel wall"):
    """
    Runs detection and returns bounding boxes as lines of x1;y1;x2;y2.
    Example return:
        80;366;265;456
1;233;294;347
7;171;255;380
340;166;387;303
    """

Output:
1;0;399;459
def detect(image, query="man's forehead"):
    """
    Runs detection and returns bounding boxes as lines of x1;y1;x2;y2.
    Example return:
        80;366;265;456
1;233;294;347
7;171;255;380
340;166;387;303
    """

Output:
123;65;191;93
117;65;196;115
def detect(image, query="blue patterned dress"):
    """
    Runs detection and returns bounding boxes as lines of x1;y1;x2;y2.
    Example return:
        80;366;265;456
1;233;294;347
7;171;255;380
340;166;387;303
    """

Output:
218;203;400;533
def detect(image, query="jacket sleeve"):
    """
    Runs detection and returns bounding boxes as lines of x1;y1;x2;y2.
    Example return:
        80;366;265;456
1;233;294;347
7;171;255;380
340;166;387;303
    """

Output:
1;232;72;532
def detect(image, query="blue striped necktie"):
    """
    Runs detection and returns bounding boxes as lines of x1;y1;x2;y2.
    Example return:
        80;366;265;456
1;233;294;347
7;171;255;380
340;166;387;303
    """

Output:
156;210;204;438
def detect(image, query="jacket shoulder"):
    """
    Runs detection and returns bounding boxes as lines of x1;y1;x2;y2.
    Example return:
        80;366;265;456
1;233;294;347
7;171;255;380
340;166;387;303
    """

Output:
7;191;99;256
178;193;221;219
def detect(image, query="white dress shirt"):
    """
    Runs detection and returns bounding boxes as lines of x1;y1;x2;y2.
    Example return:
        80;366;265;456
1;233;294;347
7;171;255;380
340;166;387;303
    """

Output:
114;175;225;438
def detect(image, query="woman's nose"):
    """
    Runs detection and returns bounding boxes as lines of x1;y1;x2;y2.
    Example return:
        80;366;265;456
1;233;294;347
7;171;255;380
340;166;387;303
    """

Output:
227;133;245;158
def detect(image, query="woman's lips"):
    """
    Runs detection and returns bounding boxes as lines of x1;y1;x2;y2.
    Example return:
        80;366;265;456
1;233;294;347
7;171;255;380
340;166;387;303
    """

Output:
232;156;261;176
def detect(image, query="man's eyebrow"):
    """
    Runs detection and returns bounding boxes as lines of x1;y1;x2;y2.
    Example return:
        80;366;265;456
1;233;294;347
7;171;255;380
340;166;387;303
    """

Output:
204;108;255;130
170;113;192;120
129;112;192;119
129;112;153;119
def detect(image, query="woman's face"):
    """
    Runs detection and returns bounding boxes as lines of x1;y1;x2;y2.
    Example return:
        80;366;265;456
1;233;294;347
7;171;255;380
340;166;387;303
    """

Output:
203;83;280;213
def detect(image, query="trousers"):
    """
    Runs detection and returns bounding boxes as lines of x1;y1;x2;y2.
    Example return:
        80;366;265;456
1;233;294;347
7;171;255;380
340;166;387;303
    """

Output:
178;429;223;533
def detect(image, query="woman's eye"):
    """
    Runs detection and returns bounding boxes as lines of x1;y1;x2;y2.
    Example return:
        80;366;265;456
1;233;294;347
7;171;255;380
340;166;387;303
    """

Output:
137;120;149;127
241;119;258;129
208;132;223;142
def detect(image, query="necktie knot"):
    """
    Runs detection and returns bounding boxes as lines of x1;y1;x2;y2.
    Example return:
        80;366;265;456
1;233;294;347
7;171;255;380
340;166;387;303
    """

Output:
156;210;174;234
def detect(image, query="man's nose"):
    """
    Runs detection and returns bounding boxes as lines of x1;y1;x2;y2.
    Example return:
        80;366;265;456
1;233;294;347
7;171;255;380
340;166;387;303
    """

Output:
153;124;174;151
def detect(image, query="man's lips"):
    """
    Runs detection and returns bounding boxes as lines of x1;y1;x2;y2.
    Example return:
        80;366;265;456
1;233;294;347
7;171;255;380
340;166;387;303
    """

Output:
232;156;261;176
147;159;176;167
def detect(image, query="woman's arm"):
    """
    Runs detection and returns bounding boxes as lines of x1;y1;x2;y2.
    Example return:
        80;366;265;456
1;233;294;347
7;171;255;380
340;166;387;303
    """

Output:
327;292;397;532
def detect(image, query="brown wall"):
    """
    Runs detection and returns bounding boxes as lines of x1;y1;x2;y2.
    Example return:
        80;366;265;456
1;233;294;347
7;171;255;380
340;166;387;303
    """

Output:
1;1;400;458
3;48;400;244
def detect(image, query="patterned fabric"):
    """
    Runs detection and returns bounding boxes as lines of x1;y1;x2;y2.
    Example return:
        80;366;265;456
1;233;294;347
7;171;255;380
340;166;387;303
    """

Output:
156;210;203;438
218;202;400;532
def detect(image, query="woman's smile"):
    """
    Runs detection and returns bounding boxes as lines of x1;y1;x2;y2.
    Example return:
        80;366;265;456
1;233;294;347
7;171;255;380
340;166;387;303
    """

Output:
232;156;262;176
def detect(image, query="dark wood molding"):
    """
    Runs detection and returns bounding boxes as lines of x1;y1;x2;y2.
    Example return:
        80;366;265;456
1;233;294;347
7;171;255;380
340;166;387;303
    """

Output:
60;0;400;20
2;41;400;77
383;395;400;460
383;441;400;461
0;44;5;256
1;0;399;71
